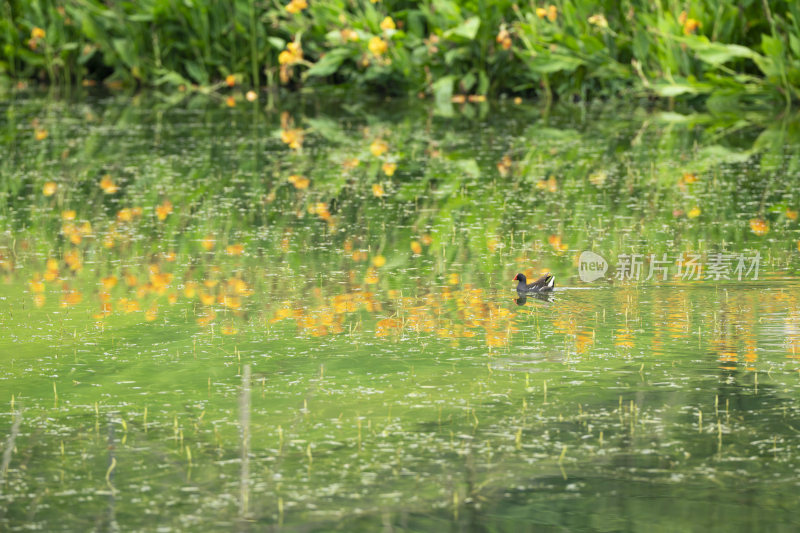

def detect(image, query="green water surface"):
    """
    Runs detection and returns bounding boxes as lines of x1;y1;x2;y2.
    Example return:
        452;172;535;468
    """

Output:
1;92;800;531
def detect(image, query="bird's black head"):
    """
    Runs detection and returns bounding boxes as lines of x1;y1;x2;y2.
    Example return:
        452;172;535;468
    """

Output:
513;273;526;282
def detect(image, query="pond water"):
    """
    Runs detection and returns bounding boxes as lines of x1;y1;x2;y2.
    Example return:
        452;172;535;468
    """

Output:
1;91;799;531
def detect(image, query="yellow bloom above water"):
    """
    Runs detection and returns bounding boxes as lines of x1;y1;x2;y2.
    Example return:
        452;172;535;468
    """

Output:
372;255;386;267
750;218;769;236
61;210;76;221
786;209;798;221
34;129;48;141
225;74;236;87
380;16;396;31
496;27;511;50
687;206;701;218
100;174;118;194
683;17;701;35
340;28;359;42
279;42;303;65
225;96;236;107
31;27;46;39
156;200;173;221
587;14;608;28
285;0;307;14
43;181;57;196
411;241;422;255
382;162;397;176
370;139;388;157
372;183;385;197
547;5;558;21
368;36;388;56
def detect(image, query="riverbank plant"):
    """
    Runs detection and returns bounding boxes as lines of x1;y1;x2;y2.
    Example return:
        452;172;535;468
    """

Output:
1;1;798;108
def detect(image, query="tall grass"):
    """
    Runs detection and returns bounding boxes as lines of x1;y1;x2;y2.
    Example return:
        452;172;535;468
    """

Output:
1;0;798;108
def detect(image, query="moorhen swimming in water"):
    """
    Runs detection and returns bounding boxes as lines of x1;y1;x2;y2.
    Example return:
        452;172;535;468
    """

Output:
513;273;555;293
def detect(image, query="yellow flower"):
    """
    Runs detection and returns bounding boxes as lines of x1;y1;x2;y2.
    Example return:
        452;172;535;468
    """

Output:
343;157;360;169
448;273;460;285
687;206;701;218
683;17;701;35
372;183;385;197
281;128;304;150
226;243;245;256
372;255;386;267
61;210;76;221
31;27;46;39
43;181;57;196
341;28;359;42
750;218;769;236
100;174;118;194
285;0;308;14
785;209;797;221
370;139;388;157
225;74;236;87
279;41;303;65
496;27;511;50
156;200;173;221
380;16;396;31
117;208;132;222
102;275;118;290
221;323;239;335
365;267;379;284
368;36;388;56
202;235;215;251
246;90;258;102
587;14;608;28
145;303;158;322
411;241;422;255
225;96;236;107
34;129;48;141
288;174;310;189
536;7;547;18
682;172;698;184
547;5;558;21
60;289;82;308
382;162;397;176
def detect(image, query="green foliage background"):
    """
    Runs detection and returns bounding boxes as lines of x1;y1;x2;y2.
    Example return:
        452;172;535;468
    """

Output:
1;0;799;108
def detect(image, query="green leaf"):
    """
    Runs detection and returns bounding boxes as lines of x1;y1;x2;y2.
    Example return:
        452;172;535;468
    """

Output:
650;83;700;97
691;40;759;66
185;61;208;85
528;55;584;74
112;38;135;67
305;48;352;78
268;37;286;50
443;17;480;41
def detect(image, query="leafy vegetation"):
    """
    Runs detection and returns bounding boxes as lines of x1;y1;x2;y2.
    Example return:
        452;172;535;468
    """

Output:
2;0;799;108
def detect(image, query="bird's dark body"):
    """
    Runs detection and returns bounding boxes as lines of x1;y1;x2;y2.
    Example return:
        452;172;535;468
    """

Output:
513;273;555;293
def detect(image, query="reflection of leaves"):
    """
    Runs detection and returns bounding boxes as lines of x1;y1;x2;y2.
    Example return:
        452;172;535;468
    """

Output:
305;117;344;143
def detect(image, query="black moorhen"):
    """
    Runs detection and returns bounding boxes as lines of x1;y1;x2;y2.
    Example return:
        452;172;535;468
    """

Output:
513;273;555;293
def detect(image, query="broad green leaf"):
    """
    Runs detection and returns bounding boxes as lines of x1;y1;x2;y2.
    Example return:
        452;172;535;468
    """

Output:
443;17;480;41
305;48;352;78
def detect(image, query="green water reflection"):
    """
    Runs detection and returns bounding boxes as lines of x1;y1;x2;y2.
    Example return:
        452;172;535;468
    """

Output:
1;92;799;531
